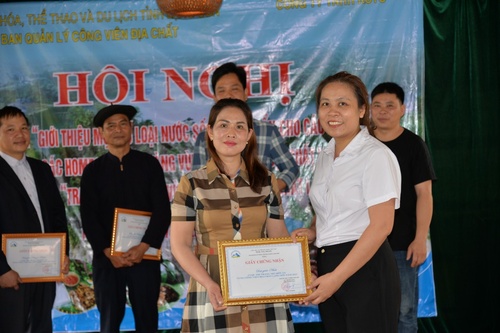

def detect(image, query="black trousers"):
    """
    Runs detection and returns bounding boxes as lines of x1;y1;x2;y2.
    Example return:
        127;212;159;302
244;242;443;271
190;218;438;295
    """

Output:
92;255;161;333
317;240;400;333
0;281;55;333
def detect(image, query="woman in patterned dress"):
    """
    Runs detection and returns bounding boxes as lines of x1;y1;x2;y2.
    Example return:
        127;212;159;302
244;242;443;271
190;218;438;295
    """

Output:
170;98;295;333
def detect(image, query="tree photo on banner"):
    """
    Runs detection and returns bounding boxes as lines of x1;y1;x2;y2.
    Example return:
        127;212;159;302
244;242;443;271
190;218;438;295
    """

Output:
0;0;434;331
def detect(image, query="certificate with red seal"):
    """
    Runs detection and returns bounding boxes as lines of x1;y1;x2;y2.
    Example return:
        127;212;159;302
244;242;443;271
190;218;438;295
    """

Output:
2;232;66;283
218;236;312;306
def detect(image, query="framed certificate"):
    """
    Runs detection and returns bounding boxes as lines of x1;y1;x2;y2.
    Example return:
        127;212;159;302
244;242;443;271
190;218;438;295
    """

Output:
218;236;312;306
111;208;161;260
1;233;66;283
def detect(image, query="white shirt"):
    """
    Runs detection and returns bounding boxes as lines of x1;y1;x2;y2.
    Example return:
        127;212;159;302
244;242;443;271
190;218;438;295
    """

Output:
310;127;401;247
0;151;45;232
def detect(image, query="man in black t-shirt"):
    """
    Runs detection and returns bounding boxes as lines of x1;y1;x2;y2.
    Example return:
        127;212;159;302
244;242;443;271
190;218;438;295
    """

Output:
371;83;437;333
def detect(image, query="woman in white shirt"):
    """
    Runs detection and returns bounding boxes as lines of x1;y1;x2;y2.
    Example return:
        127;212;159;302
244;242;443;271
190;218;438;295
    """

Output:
292;72;402;333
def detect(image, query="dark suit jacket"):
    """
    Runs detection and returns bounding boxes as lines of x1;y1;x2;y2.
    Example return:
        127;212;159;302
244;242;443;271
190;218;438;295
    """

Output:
0;155;68;276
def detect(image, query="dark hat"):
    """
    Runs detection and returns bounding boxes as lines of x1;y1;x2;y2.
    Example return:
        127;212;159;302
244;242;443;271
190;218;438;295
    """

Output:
93;104;137;127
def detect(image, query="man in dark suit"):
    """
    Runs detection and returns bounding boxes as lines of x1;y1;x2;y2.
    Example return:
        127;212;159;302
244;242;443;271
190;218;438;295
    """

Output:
0;106;69;333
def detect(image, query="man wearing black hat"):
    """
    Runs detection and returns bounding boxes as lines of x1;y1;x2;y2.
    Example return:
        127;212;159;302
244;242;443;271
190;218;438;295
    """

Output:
80;105;171;333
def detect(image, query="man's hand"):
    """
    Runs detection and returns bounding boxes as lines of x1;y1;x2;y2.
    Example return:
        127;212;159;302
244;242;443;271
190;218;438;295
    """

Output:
0;270;22;290
277;179;288;192
62;255;70;274
407;238;428;267
122;242;149;264
103;248;133;268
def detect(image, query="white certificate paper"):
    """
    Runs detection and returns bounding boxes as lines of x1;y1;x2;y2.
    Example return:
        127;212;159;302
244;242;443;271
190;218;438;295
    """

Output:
2;233;65;283
218;237;311;305
111;208;161;260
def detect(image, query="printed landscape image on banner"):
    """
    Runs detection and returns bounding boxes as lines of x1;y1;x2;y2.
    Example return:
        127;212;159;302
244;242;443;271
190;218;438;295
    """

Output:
0;0;435;331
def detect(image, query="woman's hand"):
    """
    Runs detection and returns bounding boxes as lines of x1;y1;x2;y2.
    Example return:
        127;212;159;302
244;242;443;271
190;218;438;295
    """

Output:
206;280;227;312
301;272;341;305
290;227;315;244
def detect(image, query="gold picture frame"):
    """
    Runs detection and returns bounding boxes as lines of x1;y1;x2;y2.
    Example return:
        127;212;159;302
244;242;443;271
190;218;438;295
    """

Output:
1;232;66;283
111;208;161;260
218;236;312;306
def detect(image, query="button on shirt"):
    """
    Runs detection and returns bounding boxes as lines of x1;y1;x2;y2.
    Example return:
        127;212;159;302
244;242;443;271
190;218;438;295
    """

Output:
0;151;45;232
309;127;401;247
